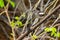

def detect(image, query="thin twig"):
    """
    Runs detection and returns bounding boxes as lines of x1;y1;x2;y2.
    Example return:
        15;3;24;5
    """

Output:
16;4;60;40
30;4;60;30
44;0;56;13
0;24;10;39
44;0;51;9
0;11;5;15
28;0;32;10
33;0;41;10
50;14;60;27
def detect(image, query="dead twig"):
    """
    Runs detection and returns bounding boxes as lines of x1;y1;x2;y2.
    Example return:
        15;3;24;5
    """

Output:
16;4;60;40
30;4;60;30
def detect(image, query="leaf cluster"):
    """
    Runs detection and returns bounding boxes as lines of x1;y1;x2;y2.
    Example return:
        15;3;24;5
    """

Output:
10;16;23;28
45;27;60;37
31;34;38;40
0;0;15;8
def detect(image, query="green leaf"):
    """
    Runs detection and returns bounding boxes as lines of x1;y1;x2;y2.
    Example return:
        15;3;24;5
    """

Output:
51;31;55;36
44;27;60;37
45;28;50;32
50;27;56;37
56;32;60;37
31;34;38;40
10;20;15;28
6;0;15;8
0;0;4;8
10;1;15;8
51;27;56;32
15;21;23;27
54;33;57;37
15;16;19;20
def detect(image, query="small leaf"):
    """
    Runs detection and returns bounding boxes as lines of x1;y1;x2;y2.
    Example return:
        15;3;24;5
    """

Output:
15;21;23;27
51;27;56;32
31;34;38;40
54;33;57;37
10;20;15;28
45;28;50;32
49;27;56;32
51;31;55;36
56;32;60;37
0;0;4;8
10;1;15;8
15;16;19;20
6;0;15;8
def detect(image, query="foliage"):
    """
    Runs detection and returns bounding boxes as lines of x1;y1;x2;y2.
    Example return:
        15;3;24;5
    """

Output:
45;27;60;37
31;34;38;40
10;20;15;28
56;32;60;37
0;0;15;8
10;16;23;28
9;1;15;7
0;0;4;8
